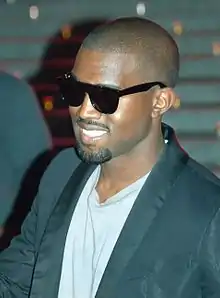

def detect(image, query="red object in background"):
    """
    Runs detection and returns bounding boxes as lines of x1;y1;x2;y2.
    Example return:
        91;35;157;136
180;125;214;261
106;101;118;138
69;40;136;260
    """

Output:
42;95;54;111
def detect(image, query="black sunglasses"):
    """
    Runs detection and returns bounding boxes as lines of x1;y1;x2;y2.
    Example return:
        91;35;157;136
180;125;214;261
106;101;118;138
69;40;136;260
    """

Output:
57;72;166;114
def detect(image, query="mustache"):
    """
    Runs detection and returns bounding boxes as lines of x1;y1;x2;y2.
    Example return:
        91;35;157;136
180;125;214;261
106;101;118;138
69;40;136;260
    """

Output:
76;117;109;131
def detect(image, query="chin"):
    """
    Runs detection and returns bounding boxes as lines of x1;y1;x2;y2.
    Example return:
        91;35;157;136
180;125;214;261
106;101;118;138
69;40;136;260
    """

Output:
75;143;112;164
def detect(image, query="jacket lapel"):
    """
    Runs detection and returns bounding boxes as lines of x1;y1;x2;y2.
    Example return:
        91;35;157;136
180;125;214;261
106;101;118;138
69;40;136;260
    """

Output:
31;161;96;298
96;125;189;298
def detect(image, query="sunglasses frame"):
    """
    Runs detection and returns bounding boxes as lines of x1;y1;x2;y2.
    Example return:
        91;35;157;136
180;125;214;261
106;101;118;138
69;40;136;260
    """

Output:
57;72;167;114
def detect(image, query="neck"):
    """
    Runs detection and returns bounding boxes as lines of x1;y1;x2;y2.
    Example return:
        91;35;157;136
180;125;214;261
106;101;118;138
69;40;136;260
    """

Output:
97;124;164;196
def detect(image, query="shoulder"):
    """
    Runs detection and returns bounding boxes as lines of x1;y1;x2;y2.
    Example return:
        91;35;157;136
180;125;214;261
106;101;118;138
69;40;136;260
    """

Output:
176;156;220;223
184;157;220;196
38;148;81;205
0;72;36;108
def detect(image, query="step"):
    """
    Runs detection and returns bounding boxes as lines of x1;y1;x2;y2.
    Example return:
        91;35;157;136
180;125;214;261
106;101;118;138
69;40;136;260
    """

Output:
179;138;220;165
0;2;140;21
0;0;219;20
180;56;220;77
175;35;220;55
156;18;220;32
0;18;107;38
175;84;220;105
0;17;219;37
0;2;219;32
0;21;219;41
164;110;220;134
148;0;220;12
0;43;47;60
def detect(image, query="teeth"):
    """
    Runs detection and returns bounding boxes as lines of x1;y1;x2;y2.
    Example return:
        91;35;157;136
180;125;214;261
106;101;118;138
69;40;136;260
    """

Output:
82;129;107;138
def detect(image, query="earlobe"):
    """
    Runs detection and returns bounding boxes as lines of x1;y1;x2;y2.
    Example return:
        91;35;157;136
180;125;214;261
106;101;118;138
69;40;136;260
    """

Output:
151;88;176;118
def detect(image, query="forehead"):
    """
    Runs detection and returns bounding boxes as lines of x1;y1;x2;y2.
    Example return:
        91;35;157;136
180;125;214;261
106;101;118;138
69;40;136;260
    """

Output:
73;48;138;87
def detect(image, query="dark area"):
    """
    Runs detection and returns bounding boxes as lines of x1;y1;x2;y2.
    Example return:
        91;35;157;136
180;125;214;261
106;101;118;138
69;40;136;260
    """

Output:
0;19;107;250
0;148;59;250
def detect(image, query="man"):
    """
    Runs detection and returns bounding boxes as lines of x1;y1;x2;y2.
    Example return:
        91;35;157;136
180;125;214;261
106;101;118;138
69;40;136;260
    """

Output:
1;17;220;298
0;72;52;240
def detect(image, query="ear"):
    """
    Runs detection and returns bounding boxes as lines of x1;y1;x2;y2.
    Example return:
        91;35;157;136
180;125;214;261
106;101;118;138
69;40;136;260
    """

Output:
151;88;176;118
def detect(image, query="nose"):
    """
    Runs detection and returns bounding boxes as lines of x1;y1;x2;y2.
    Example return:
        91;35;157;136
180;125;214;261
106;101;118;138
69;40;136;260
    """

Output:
76;93;102;119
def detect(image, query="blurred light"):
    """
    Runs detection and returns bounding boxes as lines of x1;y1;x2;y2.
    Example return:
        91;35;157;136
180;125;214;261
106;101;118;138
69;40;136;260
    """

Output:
29;6;39;20
173;21;183;35
173;97;181;109
136;2;146;16
13;71;22;78
5;0;16;4
61;25;72;40
212;42;220;56
215;121;220;138
43;96;54;111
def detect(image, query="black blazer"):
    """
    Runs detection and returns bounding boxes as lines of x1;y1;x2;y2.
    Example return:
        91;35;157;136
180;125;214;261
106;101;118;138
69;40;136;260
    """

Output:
1;124;220;298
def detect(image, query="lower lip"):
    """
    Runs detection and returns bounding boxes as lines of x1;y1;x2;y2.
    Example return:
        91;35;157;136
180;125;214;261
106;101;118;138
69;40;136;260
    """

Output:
79;129;108;144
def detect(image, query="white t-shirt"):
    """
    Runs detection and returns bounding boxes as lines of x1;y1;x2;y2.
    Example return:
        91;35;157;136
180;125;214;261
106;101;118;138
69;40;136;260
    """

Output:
58;166;150;298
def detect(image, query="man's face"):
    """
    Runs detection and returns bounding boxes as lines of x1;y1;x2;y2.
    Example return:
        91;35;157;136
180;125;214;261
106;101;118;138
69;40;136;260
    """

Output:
69;48;156;164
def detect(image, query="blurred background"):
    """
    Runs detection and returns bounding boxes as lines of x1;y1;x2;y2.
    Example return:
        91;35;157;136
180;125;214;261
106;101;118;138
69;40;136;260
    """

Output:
1;0;220;174
0;0;220;245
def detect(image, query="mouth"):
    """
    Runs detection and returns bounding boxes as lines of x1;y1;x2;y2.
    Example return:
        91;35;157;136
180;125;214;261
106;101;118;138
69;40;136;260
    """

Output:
78;127;108;144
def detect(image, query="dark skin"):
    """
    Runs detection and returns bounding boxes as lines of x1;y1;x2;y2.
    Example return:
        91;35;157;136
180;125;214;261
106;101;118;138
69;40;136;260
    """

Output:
69;48;176;203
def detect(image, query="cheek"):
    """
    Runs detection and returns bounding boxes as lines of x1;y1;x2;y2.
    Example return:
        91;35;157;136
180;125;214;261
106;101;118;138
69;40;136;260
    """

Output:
109;97;153;138
69;106;79;120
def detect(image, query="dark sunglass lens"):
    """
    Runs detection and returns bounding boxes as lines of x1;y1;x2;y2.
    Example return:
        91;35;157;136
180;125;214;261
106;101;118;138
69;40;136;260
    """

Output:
91;88;119;114
58;77;85;107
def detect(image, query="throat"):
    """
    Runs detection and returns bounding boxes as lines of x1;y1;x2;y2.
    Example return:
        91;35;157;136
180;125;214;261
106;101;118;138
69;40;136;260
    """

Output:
95;185;122;204
95;132;165;203
96;164;150;204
